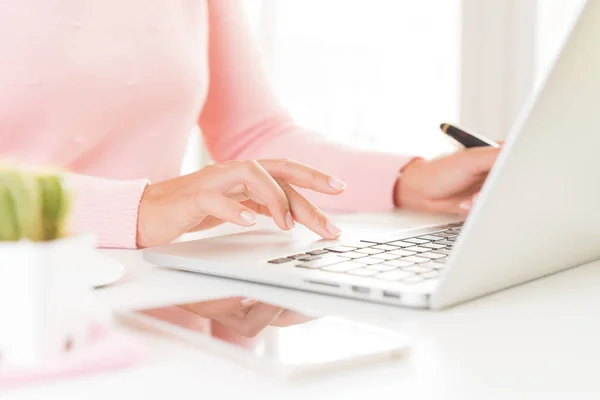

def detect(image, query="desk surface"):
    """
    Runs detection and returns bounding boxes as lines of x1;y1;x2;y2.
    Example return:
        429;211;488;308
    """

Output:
6;211;600;400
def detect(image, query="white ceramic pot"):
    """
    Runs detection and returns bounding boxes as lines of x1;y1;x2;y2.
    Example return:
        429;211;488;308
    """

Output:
0;234;97;366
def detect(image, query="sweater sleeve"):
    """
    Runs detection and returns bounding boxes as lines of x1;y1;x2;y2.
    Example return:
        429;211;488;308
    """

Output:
67;174;148;249
199;0;418;212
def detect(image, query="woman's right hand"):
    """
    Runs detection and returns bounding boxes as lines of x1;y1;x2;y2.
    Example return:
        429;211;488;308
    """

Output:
136;159;347;248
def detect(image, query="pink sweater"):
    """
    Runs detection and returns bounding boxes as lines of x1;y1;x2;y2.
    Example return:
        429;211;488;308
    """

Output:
0;0;414;249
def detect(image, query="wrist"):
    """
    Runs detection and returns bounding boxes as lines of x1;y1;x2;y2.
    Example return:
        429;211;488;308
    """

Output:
136;183;155;248
394;157;426;209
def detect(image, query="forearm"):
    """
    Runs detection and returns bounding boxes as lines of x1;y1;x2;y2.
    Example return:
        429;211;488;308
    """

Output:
223;115;417;212
200;1;418;212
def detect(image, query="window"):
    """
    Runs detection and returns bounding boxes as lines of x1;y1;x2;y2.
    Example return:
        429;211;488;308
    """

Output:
535;0;586;87
181;1;588;175
246;0;462;158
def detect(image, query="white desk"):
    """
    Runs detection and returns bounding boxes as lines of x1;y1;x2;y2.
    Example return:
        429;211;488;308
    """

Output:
6;211;600;400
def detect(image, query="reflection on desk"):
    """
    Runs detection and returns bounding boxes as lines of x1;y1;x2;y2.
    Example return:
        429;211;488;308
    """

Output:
115;296;410;378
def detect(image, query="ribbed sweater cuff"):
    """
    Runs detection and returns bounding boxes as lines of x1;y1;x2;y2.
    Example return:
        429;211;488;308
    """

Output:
68;175;149;249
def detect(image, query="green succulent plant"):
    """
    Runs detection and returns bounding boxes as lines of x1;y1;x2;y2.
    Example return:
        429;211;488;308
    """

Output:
0;167;72;242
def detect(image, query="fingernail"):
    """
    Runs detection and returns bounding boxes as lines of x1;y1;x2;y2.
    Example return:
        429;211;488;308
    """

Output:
326;220;342;237
241;298;257;307
459;201;471;211
328;177;347;190
285;211;295;229
240;211;257;225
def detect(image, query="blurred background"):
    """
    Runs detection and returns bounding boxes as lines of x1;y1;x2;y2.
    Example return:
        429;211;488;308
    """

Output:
183;0;586;174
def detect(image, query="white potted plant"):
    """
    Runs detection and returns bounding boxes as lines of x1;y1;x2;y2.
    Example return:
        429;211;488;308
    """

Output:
0;166;96;366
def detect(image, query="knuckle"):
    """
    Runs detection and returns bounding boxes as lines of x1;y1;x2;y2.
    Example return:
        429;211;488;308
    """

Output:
309;206;323;222
241;160;261;174
279;181;294;196
202;164;219;174
310;168;322;182
247;159;261;169
275;157;294;171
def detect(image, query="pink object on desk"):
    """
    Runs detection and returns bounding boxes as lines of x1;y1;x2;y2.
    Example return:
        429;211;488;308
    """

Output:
0;323;144;388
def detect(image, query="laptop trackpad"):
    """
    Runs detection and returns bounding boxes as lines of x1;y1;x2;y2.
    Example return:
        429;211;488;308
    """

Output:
145;228;339;263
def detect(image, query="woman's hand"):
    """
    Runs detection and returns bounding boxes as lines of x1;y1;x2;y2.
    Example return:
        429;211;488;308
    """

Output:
136;159;346;248
395;146;501;216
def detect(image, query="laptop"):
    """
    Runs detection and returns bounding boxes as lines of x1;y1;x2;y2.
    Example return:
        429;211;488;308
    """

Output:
143;0;600;310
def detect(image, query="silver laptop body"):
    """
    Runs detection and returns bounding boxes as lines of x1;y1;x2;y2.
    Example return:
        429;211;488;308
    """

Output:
144;0;600;310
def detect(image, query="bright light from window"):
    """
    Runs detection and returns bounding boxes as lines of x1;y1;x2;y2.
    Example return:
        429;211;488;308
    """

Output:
244;0;462;158
535;0;586;88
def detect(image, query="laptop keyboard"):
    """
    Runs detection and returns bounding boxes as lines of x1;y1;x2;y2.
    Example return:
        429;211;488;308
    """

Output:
268;224;462;284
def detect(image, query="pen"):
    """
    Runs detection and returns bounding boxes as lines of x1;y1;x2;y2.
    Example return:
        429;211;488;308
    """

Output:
440;123;500;148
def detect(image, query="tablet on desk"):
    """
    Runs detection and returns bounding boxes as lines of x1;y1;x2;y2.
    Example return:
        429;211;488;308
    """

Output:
115;296;410;379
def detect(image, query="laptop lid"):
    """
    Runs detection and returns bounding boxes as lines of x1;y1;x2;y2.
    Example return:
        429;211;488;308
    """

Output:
431;0;599;309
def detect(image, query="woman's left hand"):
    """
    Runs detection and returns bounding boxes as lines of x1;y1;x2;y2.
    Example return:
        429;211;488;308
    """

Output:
395;146;502;215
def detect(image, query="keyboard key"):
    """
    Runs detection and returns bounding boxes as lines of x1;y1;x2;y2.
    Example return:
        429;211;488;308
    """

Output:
337;251;369;259
297;255;321;262
355;248;385;255
322;261;363;273
420;252;447;260
401;256;430;263
383;259;415;268
434;240;454;246
360;237;392;244
296;254;345;269
347;268;378;277
432;249;453;255
306;249;329;256
339;242;373;249
388;249;417;257
326;245;358;253
288;254;308;259
446;237;457;242
420;243;446;250
402;276;425;284
422;271;440;279
375;270;415;281
433;259;448;266
401;265;433;274
418;235;446;241
404;238;429;245
404;246;431;253
353;257;384;265
387;240;415;248
371;252;401;260
366;264;398;272
420;261;447;269
437;233;457;238
371;244;398;252
268;258;293;264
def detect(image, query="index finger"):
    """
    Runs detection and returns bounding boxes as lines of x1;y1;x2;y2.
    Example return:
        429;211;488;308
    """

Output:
259;158;347;194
